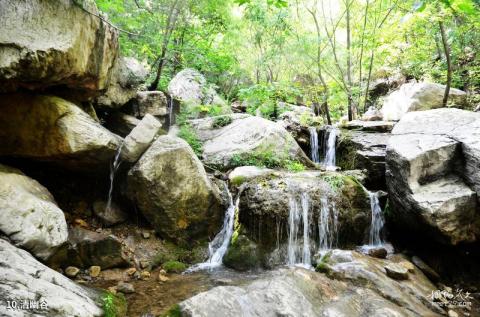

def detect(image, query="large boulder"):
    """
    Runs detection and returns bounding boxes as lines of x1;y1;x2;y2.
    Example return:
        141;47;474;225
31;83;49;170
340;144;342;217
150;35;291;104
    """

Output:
132;91;168;118
0;164;68;260
381;82;467;121
120;114;163;163
386;108;480;245
127;135;226;244
231;169;371;259
337;130;391;189
180;251;442;316
47;227;130;270
168;69;224;106
96;57;148;108
0;239;103;317
0;0;118;98
189;114;314;170
0;93;122;169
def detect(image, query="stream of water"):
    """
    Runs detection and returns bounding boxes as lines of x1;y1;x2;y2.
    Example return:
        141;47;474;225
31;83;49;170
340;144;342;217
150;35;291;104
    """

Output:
309;127;320;163
368;191;385;246
323;127;337;171
287;192;312;267
105;143;124;214
186;184;239;272
318;197;339;251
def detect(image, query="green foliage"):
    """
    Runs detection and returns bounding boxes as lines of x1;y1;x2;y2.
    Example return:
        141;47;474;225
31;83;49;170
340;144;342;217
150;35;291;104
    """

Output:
212;115;233;128
163;260;188;273
315;250;333;274
102;292;127;317
178;124;203;155
230;150;306;172
322;174;345;192
162;304;182;317
230;175;247;186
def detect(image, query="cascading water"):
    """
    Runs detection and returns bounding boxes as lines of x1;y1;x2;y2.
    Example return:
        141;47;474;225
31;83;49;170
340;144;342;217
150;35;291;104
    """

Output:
105;143;124;214
186;184;239;272
318;197;339;251
168;97;174;128
287;192;312;268
368;191;385;246
323;127;337;171
309;127;320;163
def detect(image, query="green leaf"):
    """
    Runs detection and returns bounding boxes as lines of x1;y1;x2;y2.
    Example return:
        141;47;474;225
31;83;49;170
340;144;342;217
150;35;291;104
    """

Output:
412;1;427;12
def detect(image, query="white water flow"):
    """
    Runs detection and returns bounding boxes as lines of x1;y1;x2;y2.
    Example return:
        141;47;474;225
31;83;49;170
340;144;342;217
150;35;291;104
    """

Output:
186;185;239;272
368;191;385;246
105;143;124;213
168;97;174;127
287;192;312;267
318;198;339;251
309;127;320;163
323;127;337;171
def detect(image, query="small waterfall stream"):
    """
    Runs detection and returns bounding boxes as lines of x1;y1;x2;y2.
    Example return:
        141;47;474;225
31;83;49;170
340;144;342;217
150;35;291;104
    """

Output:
323;127;337;171
318;198;339;251
368;191;385;246
186;184;239;272
105;143;124;213
309;127;320;163
287;192;312;267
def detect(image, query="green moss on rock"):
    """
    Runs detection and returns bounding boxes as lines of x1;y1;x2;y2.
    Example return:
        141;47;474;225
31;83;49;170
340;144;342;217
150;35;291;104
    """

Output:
223;235;260;271
163;260;188;273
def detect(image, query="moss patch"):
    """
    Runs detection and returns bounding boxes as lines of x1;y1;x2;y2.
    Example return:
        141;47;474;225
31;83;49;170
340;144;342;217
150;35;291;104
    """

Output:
223;235;260;271
163;260;188;273
161;304;182;317
102;291;127;317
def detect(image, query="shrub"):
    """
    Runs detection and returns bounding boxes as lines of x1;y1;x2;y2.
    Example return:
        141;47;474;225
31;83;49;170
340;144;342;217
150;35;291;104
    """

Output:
163;260;187;273
285;160;306;172
162;304;182;317
212;115;233;128
230;151;305;172
178;124;203;156
102;292;127;317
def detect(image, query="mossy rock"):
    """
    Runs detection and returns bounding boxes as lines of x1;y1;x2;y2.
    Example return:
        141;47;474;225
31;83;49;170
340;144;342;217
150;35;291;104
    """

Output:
163;260;188;273
223;235;260;271
162;304;182;317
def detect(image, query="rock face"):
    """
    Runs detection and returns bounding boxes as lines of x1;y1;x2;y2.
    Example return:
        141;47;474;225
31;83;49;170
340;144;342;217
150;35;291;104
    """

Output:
381;82;467;121
0;239;103;317
96;57;148;108
180;250;442;317
132;91;168;118
0;94;122;168
189;114;314;170
0;164;68;260
104;112;141;137
386;108;480;245
278;106;322;153
120;114;163;163
0;0;118;98
232;169;370;254
127;135;225;244
361;106;383;121
48;227;130;270
337;130;391;189
168;69;224;106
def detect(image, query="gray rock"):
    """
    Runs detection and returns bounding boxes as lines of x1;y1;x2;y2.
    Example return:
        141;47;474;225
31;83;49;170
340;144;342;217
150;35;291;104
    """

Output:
384;263;409;280
367;247;388;259
105;112;141;137
381;82;467;121
0;164;68;260
180;253;442;317
0;239;103;316
342;120;395;132
362;106;383;121
386;108;480;245
116;282;135;294
0;94;122;169
0;0;118;99
120;114;163;163
92;201;128;226
127;135;225;244
65;266;80;278
96;57;148;108
168;69;224;106
188;114;314;170
48;227;130;270
337;130;391;188
411;256;441;282
133;91;168;117
278;106;323;150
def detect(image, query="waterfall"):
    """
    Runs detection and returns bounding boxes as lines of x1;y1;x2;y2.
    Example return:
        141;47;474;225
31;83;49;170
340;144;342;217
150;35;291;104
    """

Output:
318;197;339;251
186;184;239;272
309;127;320;163
368;191;385;246
168;97;174;128
105;143;124;214
323;127;337;171
287;192;312;268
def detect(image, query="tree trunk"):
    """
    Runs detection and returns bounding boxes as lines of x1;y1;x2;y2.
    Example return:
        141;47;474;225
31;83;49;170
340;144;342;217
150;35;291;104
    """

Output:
346;0;353;121
439;21;452;107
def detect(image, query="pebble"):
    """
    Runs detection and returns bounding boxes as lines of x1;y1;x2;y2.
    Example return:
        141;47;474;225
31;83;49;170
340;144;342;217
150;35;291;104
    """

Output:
65;266;80;278
140;271;151;280
89;266;101;278
384;263;409;280
448;310;458;317
107;286;117;295
74;218;88;228
140;260;150;269
117;282;135;294
142;232;151;239
158;274;169;282
367;247;387;259
160;269;167;275
126;267;137;276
